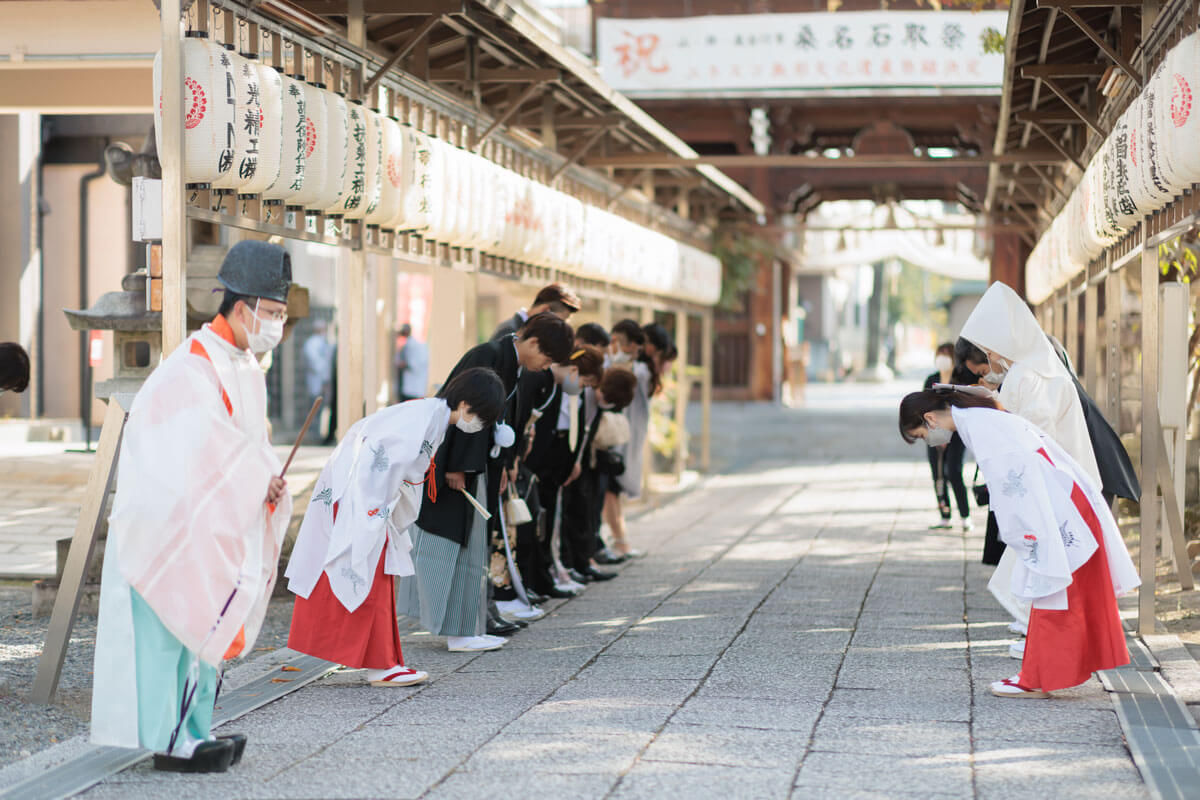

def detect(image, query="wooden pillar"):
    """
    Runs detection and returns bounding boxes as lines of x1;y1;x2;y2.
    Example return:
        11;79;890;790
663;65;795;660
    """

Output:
1105;270;1122;426
1065;288;1079;366
1083;280;1099;398
701;308;713;473
338;10;367;436
673;308;689;480
160;0;186;355
1138;233;1160;636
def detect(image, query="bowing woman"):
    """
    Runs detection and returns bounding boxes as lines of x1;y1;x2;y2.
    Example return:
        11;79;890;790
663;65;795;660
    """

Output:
398;312;574;653
286;367;505;686
899;387;1138;699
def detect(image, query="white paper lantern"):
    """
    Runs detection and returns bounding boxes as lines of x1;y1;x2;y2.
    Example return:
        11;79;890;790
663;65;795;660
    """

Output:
360;109;383;221
328;101;368;216
397;127;433;232
311;90;348;212
262;72;308;202
1109;113;1141;229
365;115;404;226
1159;32;1200;188
1138;70;1174;208
286;83;326;208
211;50;261;191
153;39;237;185
239;61;282;195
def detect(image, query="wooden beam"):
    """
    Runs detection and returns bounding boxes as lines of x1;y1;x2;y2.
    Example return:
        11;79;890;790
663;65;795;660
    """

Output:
472;80;547;151
1053;4;1143;86
583;151;1066;169
1015;110;1085;125
554;113;625;130
1033;76;1108;137
1021;64;1109;78
293;0;463;13
1036;0;1144;8
605;168;649;210
364;13;443;94
1028;120;1085;169
549;126;609;183
427;67;561;82
1027;163;1069;201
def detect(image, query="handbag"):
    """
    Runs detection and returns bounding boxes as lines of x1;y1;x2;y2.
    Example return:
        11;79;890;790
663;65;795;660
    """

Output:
971;465;989;506
594;448;626;477
504;483;533;526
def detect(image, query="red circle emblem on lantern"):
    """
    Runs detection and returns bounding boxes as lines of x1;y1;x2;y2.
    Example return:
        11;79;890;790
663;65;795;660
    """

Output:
386;153;403;187
305;117;317;158
1171;74;1192;127
184;77;206;130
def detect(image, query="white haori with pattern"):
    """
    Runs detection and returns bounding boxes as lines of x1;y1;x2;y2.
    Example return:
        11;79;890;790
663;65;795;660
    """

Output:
952;406;1138;611
287;398;449;612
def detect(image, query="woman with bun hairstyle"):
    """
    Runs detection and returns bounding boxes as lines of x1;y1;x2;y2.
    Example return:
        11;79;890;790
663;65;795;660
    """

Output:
899;386;1137;699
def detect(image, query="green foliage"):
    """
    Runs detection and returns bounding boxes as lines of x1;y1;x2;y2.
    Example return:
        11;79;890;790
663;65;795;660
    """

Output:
711;226;773;312
889;263;951;329
981;27;1005;54
1159;233;1200;282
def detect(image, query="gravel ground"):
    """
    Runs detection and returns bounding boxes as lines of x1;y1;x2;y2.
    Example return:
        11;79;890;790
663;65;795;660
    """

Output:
0;580;297;769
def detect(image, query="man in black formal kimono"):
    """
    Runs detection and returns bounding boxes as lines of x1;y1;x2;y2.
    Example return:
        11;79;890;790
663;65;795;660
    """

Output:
399;313;574;652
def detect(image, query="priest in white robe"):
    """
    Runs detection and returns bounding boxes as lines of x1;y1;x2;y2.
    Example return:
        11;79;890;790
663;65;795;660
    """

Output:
285;368;505;685
91;241;293;772
959;282;1102;632
901;387;1138;698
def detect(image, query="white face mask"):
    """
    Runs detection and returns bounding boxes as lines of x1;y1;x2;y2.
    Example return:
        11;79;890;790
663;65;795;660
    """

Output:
562;372;583;396
935;354;953;373
982;354;1008;386
925;425;953;447
245;300;285;353
455;413;484;434
611;350;633;364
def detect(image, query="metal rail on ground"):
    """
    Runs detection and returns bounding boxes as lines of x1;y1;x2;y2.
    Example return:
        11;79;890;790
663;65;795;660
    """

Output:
0;654;336;800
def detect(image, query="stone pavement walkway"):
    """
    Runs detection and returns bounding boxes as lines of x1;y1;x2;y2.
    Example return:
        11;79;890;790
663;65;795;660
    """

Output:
17;386;1154;798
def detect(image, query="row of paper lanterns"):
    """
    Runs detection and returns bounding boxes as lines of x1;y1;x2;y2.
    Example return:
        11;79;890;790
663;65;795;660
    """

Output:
1026;31;1200;304
153;39;721;305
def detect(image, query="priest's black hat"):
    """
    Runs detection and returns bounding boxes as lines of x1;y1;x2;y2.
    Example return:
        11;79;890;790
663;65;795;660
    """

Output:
217;241;292;304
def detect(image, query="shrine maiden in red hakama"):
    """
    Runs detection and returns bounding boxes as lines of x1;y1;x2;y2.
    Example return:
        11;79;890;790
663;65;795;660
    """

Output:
951;405;1139;694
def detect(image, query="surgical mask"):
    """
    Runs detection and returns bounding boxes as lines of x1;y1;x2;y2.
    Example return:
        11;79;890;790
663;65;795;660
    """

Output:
982;354;1009;386
612;350;633;364
455;414;484;434
562;373;583;396
935;354;953;372
245;300;285;353
925;425;953;447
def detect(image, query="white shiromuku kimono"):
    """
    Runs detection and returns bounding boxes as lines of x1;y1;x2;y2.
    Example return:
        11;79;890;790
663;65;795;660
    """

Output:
952;406;1138;610
960;282;1102;621
286;397;449;612
92;320;291;750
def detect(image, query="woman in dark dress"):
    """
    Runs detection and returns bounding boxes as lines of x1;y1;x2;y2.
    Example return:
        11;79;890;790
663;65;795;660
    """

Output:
923;342;972;531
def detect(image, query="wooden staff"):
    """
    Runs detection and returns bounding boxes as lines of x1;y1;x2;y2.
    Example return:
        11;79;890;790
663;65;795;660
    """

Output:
281;396;322;478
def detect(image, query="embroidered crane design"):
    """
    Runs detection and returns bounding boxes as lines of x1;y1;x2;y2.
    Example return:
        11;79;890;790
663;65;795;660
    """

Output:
370;443;390;473
340;566;366;595
313;486;333;508
1001;469;1027;498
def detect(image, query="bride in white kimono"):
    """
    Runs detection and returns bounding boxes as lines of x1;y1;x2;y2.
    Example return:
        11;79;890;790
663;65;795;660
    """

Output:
900;386;1138;698
958;282;1102;640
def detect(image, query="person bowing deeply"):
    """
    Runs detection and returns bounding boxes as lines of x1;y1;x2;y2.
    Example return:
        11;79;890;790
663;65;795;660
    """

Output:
286;367;505;686
900;387;1137;699
958;282;1102;656
91;240;293;773
398;312;574;652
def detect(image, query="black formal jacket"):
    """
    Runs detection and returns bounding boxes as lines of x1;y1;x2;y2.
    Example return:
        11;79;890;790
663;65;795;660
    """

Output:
490;312;524;342
416;338;522;544
1047;336;1140;501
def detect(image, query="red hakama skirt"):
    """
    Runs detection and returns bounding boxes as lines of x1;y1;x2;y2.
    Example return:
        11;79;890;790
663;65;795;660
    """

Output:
1018;466;1129;692
288;503;406;669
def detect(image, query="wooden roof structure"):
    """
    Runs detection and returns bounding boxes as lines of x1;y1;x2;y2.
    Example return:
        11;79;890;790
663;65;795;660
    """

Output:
986;0;1198;245
267;0;764;220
